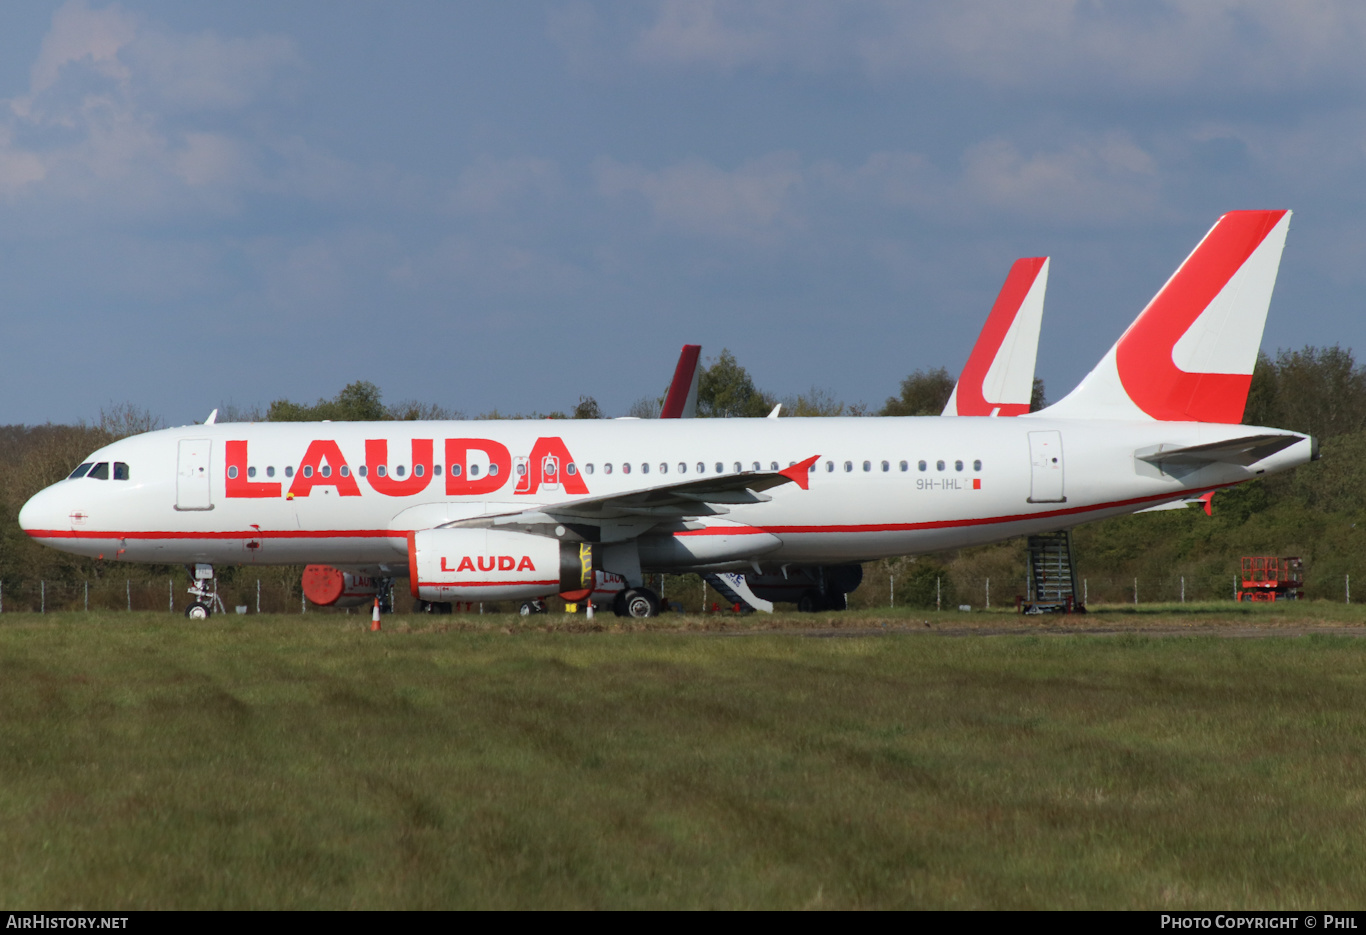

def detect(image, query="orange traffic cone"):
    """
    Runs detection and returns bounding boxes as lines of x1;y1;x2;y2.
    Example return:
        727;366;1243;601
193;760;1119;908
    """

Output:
371;597;381;632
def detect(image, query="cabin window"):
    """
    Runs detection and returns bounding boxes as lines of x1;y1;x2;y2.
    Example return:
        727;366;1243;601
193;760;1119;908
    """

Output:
114;462;129;480
936;460;945;472
678;463;687;474
227;466;238;480
415;464;425;478
339;465;350;477
303;466;314;478
516;463;527;476
605;463;613;474
585;464;594;475
918;461;926;472
863;461;871;472
450;464;462;477
567;463;577;476
395;465;406;478
715;462;724;473
469;464;480;477
285;466;294;478
826;461;834;472
881;461;889;472
659;463;668;474
955;460;963;472
770;462;779;471
900;461;908;472
641;463;650;474
357;465;366;478
489;463;499;476
320;465;331;478
734;462;742;473
695;462;704;474
377;465;387;478
247;467;256;479
68;463;93;479
433;464;442;476
809;462;816;473
974;460;982;471
622;463;631;475
843;461;852;473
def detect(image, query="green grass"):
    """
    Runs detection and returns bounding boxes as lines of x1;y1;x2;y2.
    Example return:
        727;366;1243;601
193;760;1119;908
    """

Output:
2;611;1366;908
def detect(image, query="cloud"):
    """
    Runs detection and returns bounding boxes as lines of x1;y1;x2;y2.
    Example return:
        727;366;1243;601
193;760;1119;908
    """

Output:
627;0;1366;102
596;153;805;242
0;1;304;214
451;155;562;215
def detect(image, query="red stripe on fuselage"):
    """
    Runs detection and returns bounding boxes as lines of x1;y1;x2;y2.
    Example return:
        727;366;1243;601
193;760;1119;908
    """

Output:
25;484;1232;547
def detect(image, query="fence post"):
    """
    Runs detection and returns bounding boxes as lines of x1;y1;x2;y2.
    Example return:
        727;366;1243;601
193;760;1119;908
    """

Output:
84;580;88;612
169;578;173;612
986;577;990;609
257;579;261;615
41;581;45;614
890;575;894;608
936;576;941;612
126;579;131;612
1348;574;1351;604
1084;578;1088;605
1134;577;1138;605
1181;576;1185;604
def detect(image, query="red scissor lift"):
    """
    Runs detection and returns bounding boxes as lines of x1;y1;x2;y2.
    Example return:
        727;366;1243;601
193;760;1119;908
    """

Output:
1237;556;1304;602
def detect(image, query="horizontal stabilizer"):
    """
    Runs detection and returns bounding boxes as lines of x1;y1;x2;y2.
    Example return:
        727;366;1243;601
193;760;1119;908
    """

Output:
1137;434;1300;467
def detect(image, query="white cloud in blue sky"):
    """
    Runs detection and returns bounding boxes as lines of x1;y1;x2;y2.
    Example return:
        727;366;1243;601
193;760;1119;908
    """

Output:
2;1;1365;423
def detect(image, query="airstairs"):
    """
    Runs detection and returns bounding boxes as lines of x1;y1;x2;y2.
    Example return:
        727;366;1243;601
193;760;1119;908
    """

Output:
1019;531;1084;613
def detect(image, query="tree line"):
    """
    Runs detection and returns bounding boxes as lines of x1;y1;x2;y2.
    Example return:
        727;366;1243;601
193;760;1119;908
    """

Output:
3;347;1365;610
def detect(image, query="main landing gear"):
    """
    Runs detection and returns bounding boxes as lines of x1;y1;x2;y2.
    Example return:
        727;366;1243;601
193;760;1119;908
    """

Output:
184;563;225;620
613;587;661;618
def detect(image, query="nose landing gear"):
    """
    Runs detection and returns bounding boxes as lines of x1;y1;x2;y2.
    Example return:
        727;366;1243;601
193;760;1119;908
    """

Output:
184;563;225;619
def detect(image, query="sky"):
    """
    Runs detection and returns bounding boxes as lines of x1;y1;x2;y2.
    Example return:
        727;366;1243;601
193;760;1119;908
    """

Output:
2;1;1366;425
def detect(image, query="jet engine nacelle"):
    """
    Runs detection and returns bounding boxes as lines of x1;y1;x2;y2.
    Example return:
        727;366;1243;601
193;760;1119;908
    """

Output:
408;528;592;603
302;564;381;608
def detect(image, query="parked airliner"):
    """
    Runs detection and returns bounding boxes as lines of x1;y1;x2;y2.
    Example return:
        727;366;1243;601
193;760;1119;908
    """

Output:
19;211;1311;619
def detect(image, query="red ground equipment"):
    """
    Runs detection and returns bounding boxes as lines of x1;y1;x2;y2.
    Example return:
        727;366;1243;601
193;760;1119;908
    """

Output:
1237;556;1304;602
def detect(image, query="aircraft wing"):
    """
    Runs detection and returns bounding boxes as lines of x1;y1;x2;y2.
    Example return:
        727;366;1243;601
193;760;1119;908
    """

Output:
439;455;819;535
1137;434;1300;467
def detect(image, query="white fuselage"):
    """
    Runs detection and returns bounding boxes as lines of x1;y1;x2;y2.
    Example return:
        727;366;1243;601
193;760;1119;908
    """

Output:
18;416;1313;574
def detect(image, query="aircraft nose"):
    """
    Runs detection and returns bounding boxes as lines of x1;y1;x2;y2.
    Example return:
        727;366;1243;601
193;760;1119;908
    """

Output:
18;485;64;537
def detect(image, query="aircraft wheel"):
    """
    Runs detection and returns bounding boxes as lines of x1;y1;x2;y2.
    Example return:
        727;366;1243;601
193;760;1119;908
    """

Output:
185;602;211;621
519;601;536;616
621;588;660;618
797;591;820;613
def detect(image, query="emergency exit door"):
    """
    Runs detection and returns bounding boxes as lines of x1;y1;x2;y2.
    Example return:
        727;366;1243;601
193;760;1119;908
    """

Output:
1027;431;1065;503
176;438;214;511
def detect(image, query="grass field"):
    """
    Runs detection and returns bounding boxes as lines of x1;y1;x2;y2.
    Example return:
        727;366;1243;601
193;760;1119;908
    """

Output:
2;606;1365;909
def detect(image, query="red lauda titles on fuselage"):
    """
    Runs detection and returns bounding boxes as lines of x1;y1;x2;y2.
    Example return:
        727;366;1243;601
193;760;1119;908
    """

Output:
440;555;538;573
224;436;587;499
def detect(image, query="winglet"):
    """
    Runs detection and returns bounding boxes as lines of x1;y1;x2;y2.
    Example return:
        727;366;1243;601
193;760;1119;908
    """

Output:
205;409;219;425
661;345;702;418
1198;490;1215;517
779;455;820;490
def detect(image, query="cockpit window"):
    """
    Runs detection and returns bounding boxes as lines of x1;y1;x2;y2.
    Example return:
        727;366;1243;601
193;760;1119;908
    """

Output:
68;463;93;479
113;462;130;481
88;462;110;480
